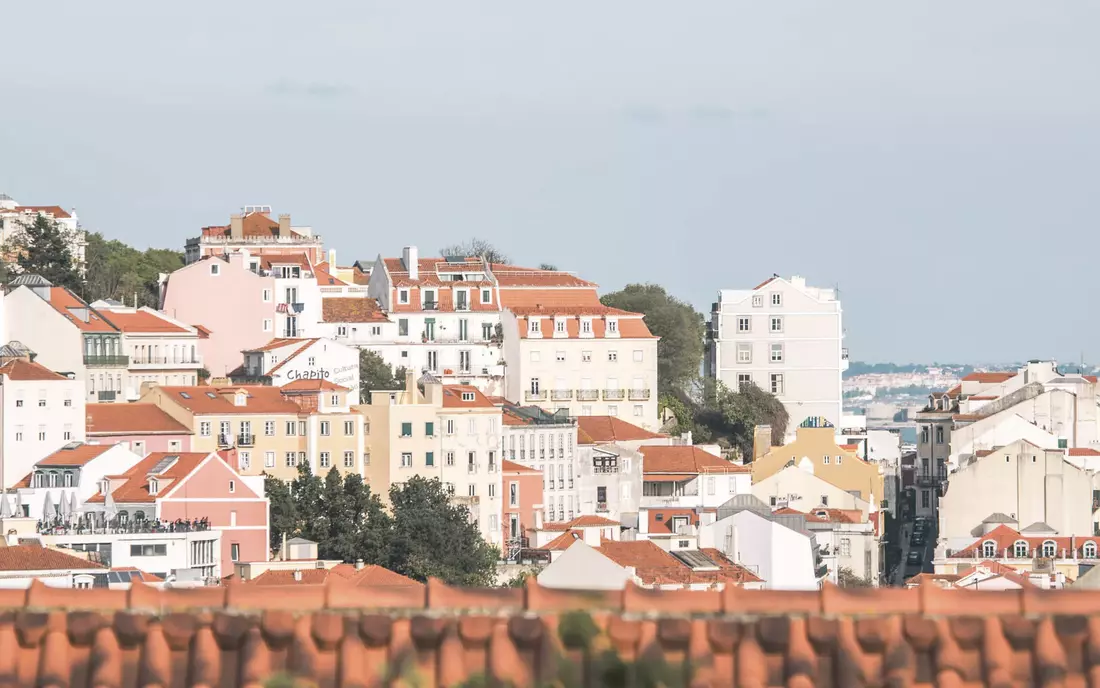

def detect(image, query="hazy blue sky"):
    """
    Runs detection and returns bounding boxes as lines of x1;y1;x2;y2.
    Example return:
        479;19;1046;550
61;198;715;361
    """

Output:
2;1;1098;363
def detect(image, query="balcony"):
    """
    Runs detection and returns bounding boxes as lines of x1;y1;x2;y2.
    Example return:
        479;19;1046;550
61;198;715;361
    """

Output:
217;434;234;448
916;472;948;487
596;502;609;513
455;301;469;312
84;355;129;367
603;388;625;401
525;390;548;402
130;357;203;369
628;388;651;401
238;434;255;447
96;391;117;402
577;389;599;402
551;389;573;401
422;301;439;311
231;375;272;385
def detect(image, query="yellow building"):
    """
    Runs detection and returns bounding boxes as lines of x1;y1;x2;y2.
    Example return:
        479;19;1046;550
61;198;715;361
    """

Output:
140;380;365;481
752;417;884;504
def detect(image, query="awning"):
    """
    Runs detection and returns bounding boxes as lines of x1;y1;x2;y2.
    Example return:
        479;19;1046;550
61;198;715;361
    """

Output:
643;474;694;482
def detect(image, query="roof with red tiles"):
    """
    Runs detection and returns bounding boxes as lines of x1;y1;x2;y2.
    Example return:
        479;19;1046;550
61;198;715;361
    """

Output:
595;540;762;587
541;530;583;551
0;545;103;571
515;313;655;339
200;212;306;239
158;386;303;415
839;443;860;452
86;403;192;436
2;578;1100;686
752;276;778;290
945;384;962;397
963;371;1017;383
6;204;72;218
441;385;497;409
575;416;666;444
280;379;349;393
640;445;749;475
490;263;597;288
243;337;313;353
312;261;346;287
0;358;67;381
773;506;829;522
96;309;191;334
193;324;212;338
1068;448;1100;456
647;507;714;534
250;564;420;588
38;287;117;332
321;297;389;323
35;443;115;467
501;459;539;474
807;508;865;524
86;452;212;504
951;524;1100;559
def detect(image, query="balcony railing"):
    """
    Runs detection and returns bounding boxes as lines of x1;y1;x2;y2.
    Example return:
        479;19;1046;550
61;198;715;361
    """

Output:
455;301;469;312
84;355;129;367
238;434;255;447
130;357;203;367
916;472;948;487
628;388;651;401
603;388;625;401
231;375;272;385
596;502;608;513
217;434;234;448
422;301;439;311
96;391;117;402
525;390;548;402
577;389;599;401
551;389;573;401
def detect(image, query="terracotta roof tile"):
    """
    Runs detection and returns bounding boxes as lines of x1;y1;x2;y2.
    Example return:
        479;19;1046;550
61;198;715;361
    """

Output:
10;204;71;219
312;261;346;286
36;443;115;467
752;276;778;290
280;378;349;393
321;297;389;323
2;579;1100;685
0;358;66;381
159;385;303;415
193;324;212;338
86;403;191;435
640;446;748;475
441;385;496;409
502;459;540;474
575;416;665;444
963;371;1016;383
950;524;1100;559
541;530;583;551
1068;448;1100;456
85;452;211;504
42;287;117;332
97;309;190;333
249;563;421;588
244;337;315;353
490;264;598;288
0;545;103;571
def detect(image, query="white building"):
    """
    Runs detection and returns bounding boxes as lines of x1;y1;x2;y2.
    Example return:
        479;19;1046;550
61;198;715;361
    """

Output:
0;356;86;489
183;208;325;265
799;507;881;585
0;195;86;272
10;442;142;518
706;275;846;433
239;337;360;394
752;462;874;517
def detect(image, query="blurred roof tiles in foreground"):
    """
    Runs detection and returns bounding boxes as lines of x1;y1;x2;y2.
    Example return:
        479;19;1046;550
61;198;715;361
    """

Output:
2;578;1100;686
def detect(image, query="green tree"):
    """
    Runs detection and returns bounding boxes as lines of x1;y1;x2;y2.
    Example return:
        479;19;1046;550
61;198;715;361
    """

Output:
600;284;705;396
359;349;407;402
82;232;184;307
439;238;510;264
344;472;392;564
264;473;297;551
711;381;789;459
538;262;558;271
10;214;81;290
388;476;499;586
837;567;873;587
291;463;325;542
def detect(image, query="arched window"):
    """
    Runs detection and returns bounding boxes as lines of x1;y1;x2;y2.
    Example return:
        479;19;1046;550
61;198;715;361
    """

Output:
34;473;43;488
190;345;196;363
982;540;997;558
134;511;145;521
1085;542;1097;559
63;472;73;488
1014;540;1029;558
1042;540;1057;558
118;511;128;524
49;472;59;488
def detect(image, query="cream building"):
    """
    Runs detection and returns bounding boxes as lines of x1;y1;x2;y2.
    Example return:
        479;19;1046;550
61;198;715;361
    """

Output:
358;374;504;545
752;463;873;518
706;275;846;433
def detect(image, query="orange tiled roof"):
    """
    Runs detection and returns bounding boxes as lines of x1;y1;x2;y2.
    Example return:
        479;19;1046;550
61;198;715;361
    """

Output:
200;212;305;239
0;579;1098;685
193;324;212;338
159;386;303;415
281;379;349;393
97;309;190;334
497;288;604;309
647;507;714;534
773;507;829;522
41;287;117;332
322;297;389;323
0;358;66;381
244;337;314;353
640;445;748;475
542;530;583;551
86;403;191;435
515;314;655;339
441;385;496;409
595;540;761;587
0;546;103;571
9;204;71;219
502;459;540;474
1068;448;1100;456
312;261;346;287
36;443;115;467
951;524;1100;560
839;443;859;452
963;372;1016;383
752;276;778;290
86;452;211;504
575;416;665;444
490;263;597;288
945;384;962;397
250;564;420;588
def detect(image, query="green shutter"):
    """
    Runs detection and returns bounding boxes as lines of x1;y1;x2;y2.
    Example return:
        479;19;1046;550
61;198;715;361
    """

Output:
425;422;434;436
426;452;434;467
401;422;412;437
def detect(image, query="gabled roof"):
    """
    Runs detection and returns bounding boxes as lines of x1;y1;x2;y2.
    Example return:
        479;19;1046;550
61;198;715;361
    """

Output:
244;338;314;353
322;297;388;323
575;416;665;444
952;524;1100;560
0;546;104;572
39;288;117;333
86;452;212;504
501;459;539;474
86;403;191;435
490;263;597;288
250;564;421;587
441;385;496;409
6;205;72;219
158;386;303;415
280;379;348;393
36;443;115;467
640;446;749;475
962;372;1016;383
0;359;67;381
95;309;191;334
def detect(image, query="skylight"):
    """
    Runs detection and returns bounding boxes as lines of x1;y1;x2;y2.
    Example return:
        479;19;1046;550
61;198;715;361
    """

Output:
179;392;191;399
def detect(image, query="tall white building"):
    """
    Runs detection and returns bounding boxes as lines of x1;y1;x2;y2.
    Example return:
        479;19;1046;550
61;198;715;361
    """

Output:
706;275;846;433
0;195;87;273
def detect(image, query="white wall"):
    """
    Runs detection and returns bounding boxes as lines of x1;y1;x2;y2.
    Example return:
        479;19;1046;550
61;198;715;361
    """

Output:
702;510;817;590
4;288;86;379
752;464;871;517
0;375;86;489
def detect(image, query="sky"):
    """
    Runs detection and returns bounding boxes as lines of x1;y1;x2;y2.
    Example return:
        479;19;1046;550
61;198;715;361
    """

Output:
2;1;1099;364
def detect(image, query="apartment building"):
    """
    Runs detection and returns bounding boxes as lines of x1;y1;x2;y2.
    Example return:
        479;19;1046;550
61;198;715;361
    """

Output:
796;507;880;585
501;459;542;560
183;207;324;265
0;195;87;272
574;416;671;526
935;525;1098;586
752;463;874;518
358;374;504;544
138;382;365;481
0;356;86;489
9;442;142;519
238;337;359;392
87;302;203;398
498;403;576;521
85;403;193;455
84;451;268;573
365;248;506;395
706;275;846;433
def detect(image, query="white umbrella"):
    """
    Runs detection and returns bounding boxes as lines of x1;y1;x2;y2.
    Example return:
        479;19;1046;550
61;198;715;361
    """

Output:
0;490;10;519
59;493;70;520
42;492;54;521
14;491;23;516
69;492;79;516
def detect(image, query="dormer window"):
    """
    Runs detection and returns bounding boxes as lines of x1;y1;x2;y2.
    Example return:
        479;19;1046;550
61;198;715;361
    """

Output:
1014;540;1029;558
529;319;541;334
398;289;409;304
607;319;618;333
581;319;592;334
981;540;996;558
462;392;475;402
330;394;340;405
148;479;159;495
235;393;247;407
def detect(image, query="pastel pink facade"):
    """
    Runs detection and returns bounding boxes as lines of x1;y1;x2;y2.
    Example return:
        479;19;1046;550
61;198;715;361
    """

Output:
502;460;543;548
160;252;275;377
159;454;269;568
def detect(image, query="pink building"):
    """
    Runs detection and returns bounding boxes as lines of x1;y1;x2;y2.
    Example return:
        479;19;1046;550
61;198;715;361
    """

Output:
85;451;268;571
85;403;193;455
160;252;275;377
502;459;543;558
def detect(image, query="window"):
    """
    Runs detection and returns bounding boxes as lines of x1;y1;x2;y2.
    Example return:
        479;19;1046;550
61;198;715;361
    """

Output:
633;404;643;417
608;405;618;416
263;319;273;332
482;322;493;340
425;422;435;437
445;419;455;435
1042;540;1056;558
530;378;541;395
489;483;496;498
398;319;409;336
582;351;592;363
555;351;566;362
736;343;752;364
481;288;492;304
459;350;471;371
130;544;168;557
736;373;752;389
446;451;455;466
529;319;541;334
37;393;46;407
1014;541;1029;558
752;294;764;307
771;292;782;306
264;421;275;436
509;481;519;506
530;350;541;362
839;538;851;557
238;452;250;470
344;421;354;435
581;319;592;334
458;319;469;341
64;397;72;407
823;456;830;465
285;452;297;467
210;264;220;276
265;452;275;468
371;325;382;336
821;495;828;506
363;452;371;466
770;374;784;395
982;540;996;558
320;452;330;468
468;418;476;435
921;490;930;508
320;421;330;436
426;451;434;467
200;421;211;437
737;317;750;332
554;319;566;334
770;343;783;362
770;316;783;332
608;350;618;362
1085;542;1098;559
63;423;73;441
401;453;412;467
38;426;46;441
607;319;618;333
401;422;412;437
707;477;715;495
231;544;240;562
935;426;944;444
426;350;438;370
398;289;409;304
468;483;477;497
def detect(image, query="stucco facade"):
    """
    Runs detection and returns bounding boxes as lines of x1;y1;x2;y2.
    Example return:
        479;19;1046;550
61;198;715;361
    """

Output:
240;337;359;394
501;460;543;558
752;463;873;517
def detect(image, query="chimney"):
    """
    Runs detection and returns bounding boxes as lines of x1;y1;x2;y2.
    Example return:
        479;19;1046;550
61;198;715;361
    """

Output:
278;214;291;237
405;368;417;397
582;527;600;547
355;558;364;571
403;246;418;280
230;214;244;239
328;248;336;267
752;425;772;462
293;570;302;582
